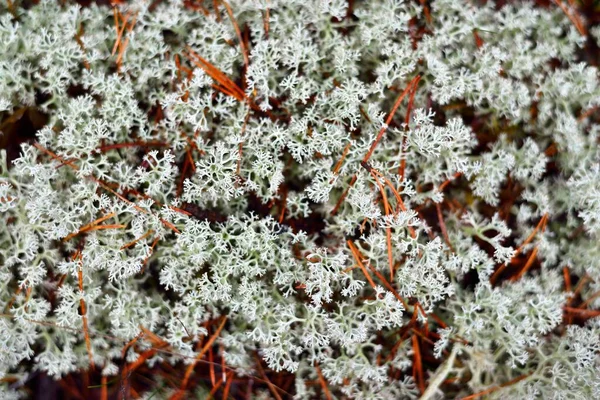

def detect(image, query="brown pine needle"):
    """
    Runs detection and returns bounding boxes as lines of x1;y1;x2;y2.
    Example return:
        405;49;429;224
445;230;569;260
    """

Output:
86;224;127;233
578;106;599;122
315;363;332;400
553;0;586;36
364;75;421;164
399;76;421;180
563;306;600;318
436;202;454;252
514;213;548;257
370;170;395;281
120;229;154;250
566;275;590;307
461;373;531;400
174;317;228;399
116;12;139;68
368;265;408;308
369;166;417;239
492;213;548;284
33;142;79;171
580;290;600;309
75;252;94;368
141;237;160;273
254;354;283;400
207;371;229;399
185;47;245;101
439;172;462;192
563;266;572;292
63;212;117;242
220;0;249;69
278;187;287;223
221;373;233;400
347;240;379;292
330;142;352;181
33;142;180;235
121;331;144;359
101;375;108;400
511;246;538;281
332;75;420;215
112;9;130;56
331;174;357;215
213;0;222;22
97;141;168;152
209;347;216;388
263;0;270;38
412;335;424;393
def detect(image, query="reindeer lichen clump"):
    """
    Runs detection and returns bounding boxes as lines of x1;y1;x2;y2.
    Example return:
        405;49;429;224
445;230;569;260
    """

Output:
1;1;599;398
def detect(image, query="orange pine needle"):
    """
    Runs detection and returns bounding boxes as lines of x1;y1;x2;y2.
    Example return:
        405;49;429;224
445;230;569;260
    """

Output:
330;142;352;180
553;0;586;36
111;9;130;56
332;75;420;215
116;12;139;68
254;354;283;400
120;229;154;250
75;252;94;368
511;246;538;281
315;363;332;400
460;373;531;400
412;335;424;393
86;224;127;233
370;171;395;281
185;47;245;101
220;0;249;69
436;202;454;252
101;375;108;400
263;1;270;38
364;75;421;164
173;317;227;399
398;76;421;180
63;212;117;242
563;307;600;318
368;265;408;308
514;213;548;257
347;240;379;292
221;373;233;400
